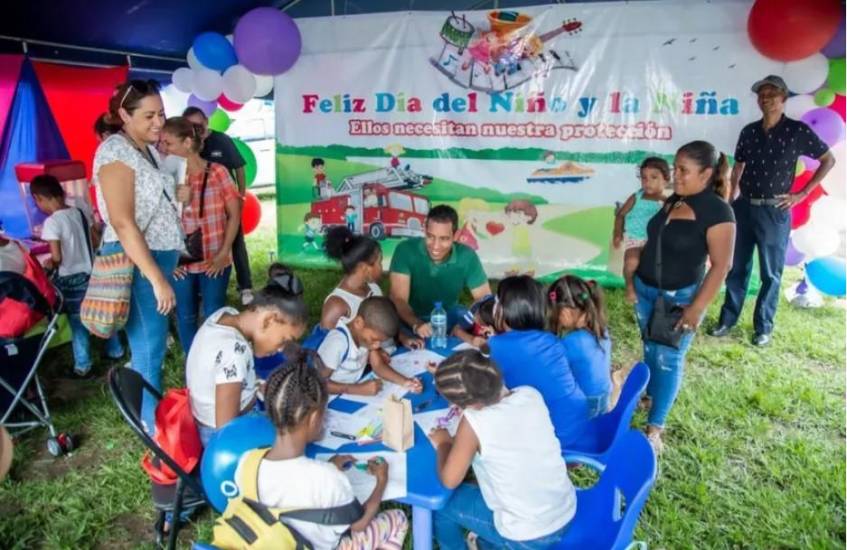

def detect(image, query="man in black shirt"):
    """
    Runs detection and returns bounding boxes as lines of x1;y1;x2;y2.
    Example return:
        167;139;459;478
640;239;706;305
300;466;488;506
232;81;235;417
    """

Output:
710;76;835;346
183;107;254;305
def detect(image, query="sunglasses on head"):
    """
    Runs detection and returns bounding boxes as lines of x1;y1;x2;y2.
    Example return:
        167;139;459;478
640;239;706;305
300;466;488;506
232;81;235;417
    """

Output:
118;79;161;109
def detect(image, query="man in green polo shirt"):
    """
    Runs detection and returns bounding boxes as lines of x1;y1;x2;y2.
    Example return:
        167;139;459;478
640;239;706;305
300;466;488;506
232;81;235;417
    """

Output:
389;204;491;338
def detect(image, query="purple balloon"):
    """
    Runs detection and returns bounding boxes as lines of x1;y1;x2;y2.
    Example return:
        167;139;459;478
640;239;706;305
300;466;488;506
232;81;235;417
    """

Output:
187;94;217;117
234;7;302;75
801;107;846;147
800;155;821;171
785;238;805;266
821;23;846;58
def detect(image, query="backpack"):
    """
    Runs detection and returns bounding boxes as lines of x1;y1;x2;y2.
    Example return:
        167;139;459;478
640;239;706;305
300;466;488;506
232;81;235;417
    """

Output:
0;241;57;339
212;448;364;550
140;388;203;485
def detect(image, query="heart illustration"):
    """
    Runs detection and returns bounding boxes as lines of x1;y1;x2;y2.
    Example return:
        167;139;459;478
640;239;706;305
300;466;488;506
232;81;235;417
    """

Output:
486;221;505;235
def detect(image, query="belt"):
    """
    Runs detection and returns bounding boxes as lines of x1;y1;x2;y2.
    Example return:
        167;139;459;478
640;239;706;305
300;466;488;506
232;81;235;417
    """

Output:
745;197;782;206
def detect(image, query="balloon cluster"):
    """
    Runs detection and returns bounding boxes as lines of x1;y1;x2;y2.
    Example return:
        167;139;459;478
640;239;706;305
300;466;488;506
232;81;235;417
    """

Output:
748;0;846;297
163;7;301;235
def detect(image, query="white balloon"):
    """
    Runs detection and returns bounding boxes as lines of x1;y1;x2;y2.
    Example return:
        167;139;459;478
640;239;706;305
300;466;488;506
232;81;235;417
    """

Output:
792;221;840;258
225;33;234;44
187;47;203;70
810;196;847;231
781;54;830;94
160;84;190;118
253;74;274;97
222;65;256;104
784;94;817;119
171;67;193;94
821;144;846;199
191;67;224;102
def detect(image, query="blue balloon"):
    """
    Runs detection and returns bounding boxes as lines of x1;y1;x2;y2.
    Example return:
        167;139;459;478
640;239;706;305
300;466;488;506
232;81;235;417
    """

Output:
192;32;238;72
200;414;275;512
806;257;847;297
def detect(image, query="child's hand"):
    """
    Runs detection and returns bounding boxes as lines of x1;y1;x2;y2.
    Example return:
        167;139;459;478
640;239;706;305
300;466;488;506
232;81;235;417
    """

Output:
429;427;453;448
360;379;383;396
367;457;388;482
399;332;424;350
471;336;487;349
330;454;355;471
405;377;423;393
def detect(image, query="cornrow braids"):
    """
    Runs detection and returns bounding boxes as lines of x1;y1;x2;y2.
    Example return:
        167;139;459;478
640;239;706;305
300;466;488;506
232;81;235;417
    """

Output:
547;275;608;342
264;349;328;433
434;350;503;408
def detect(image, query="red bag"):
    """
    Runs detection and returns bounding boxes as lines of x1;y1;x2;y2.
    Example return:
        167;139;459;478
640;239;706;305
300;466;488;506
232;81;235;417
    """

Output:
141;388;202;485
0;242;57;339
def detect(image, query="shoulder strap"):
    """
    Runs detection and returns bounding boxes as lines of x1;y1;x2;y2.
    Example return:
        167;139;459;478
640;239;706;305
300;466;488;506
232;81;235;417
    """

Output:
198;163;211;218
335;325;352;364
278;499;364;525
238;448;271;501
76;208;94;266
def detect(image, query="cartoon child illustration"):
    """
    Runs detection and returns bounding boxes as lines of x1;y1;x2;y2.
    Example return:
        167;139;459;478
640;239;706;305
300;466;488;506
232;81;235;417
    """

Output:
311;158;331;199
504;199;538;276
384;144;406;170
345;205;358;233
363;187;378;208
301;212;322;251
543;150;556;165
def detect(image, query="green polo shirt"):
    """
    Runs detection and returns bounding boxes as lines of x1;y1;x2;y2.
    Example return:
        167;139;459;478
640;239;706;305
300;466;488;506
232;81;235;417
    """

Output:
389;238;488;318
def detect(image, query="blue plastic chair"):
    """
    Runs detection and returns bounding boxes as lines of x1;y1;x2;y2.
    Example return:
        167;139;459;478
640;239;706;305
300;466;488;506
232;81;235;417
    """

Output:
565;362;650;470
556;430;657;549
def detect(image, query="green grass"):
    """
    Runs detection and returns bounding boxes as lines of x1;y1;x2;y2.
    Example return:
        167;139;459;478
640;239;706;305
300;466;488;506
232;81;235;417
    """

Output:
0;208;844;549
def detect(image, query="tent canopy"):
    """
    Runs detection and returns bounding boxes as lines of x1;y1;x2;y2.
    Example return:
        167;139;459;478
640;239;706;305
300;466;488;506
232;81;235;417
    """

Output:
0;0;651;77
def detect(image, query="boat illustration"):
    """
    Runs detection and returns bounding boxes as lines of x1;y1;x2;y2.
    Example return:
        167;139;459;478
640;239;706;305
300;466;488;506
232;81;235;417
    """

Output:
526;161;594;184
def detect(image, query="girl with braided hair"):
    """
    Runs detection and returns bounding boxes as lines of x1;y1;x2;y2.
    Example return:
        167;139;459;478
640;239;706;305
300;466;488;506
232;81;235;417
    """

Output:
548;275;613;418
430;350;576;549
186;273;307;445
235;350;409;550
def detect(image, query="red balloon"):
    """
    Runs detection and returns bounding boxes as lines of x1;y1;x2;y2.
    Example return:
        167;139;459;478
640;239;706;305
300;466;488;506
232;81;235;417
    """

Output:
790;170;826;229
830;94;845;121
218;94;244;112
241;191;262;235
747;0;842;61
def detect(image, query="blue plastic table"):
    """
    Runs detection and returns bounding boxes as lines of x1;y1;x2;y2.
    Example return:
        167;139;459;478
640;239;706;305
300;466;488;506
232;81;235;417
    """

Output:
307;339;460;550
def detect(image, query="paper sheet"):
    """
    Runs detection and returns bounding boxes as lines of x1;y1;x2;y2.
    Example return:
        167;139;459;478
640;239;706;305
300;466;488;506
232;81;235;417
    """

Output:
389;349;447;378
452;341;478;351
342;378;408;407
414;406;462;437
315;451;407;502
313;406;381;450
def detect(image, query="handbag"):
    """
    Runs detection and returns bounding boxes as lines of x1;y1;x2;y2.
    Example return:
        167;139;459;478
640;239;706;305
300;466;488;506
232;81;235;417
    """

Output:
645;204;686;349
178;164;210;265
80;247;134;338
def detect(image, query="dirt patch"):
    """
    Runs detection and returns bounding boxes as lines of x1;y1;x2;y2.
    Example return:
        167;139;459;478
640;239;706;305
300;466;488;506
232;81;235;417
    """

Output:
97;511;201;549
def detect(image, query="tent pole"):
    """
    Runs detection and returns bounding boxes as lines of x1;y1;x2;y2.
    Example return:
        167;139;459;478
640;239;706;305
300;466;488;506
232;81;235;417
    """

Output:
0;34;183;62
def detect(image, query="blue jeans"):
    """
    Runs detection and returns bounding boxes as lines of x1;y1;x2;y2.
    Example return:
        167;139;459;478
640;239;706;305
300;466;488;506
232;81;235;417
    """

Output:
197;423;217;447
718;197;791;335
435;483;568;550
633;276;701;428
173;267;231;354
586;392;610;419
102;242;179;434
54;272;124;374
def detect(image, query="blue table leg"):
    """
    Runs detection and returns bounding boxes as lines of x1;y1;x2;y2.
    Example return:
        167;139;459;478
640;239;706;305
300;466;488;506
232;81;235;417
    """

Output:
412;505;433;550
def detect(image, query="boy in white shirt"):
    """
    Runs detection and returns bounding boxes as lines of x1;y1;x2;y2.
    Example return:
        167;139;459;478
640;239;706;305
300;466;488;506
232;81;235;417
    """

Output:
31;175;123;376
317;296;422;396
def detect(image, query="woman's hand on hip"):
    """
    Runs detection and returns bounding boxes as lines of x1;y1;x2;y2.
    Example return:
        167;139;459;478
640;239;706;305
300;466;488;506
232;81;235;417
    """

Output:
675;305;703;333
151;276;176;315
173;265;188;280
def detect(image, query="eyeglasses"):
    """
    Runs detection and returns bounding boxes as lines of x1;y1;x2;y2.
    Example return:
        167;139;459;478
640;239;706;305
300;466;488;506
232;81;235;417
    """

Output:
118;79;161;109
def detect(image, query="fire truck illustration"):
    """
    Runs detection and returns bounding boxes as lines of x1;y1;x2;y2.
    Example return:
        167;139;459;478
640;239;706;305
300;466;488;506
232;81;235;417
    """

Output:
310;166;433;240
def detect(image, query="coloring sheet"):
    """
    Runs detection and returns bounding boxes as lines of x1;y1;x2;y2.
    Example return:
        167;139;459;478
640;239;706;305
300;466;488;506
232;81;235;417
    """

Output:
414;406;462;438
389;349;447;378
315;451;408;502
314;406;381;449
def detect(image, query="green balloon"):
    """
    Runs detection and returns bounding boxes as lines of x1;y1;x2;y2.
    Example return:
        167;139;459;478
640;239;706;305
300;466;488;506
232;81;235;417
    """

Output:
814;88;836;107
208;109;231;133
827;58;845;96
232;138;257;187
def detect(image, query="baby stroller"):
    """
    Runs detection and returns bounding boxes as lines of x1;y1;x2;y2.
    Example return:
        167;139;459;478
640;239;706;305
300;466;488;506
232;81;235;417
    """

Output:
0;269;74;456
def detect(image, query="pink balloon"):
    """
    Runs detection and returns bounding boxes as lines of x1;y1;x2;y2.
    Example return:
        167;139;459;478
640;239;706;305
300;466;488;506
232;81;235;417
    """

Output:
218;94;244;112
801;107;846;146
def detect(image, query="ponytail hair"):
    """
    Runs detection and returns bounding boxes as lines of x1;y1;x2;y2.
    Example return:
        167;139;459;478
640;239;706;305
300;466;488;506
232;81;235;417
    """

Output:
434;350;503;408
324;225;381;274
547;275;608;342
162;116;204;153
676;140;730;200
249;270;308;325
264;348;328;432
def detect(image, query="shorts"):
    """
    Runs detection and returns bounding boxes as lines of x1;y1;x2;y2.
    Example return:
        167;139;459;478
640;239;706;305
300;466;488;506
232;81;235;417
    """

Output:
624;237;647;251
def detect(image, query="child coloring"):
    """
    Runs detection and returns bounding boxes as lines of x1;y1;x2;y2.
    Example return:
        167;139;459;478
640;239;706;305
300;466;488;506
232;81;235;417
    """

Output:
548;275;614;418
234;351;409;550
613;157;670;303
186;272;307;445
430;350;576;549
452;294;496;350
317;296;423;395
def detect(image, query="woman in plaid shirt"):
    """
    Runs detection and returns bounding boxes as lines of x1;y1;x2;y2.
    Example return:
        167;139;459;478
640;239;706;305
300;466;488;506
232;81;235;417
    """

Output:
161;117;242;354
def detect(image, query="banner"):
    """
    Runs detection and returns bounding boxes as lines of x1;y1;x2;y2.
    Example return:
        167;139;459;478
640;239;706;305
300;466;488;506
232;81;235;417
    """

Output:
275;1;779;282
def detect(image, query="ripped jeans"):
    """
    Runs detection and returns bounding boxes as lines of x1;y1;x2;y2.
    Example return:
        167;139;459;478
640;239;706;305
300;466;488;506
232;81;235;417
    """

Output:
633;276;701;429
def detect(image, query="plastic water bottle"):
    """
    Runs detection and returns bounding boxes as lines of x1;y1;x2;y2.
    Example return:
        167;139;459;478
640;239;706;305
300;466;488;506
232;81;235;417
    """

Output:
430;302;448;350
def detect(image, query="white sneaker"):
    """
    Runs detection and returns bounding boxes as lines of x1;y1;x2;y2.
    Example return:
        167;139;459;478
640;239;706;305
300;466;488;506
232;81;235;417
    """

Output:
240;289;255;306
